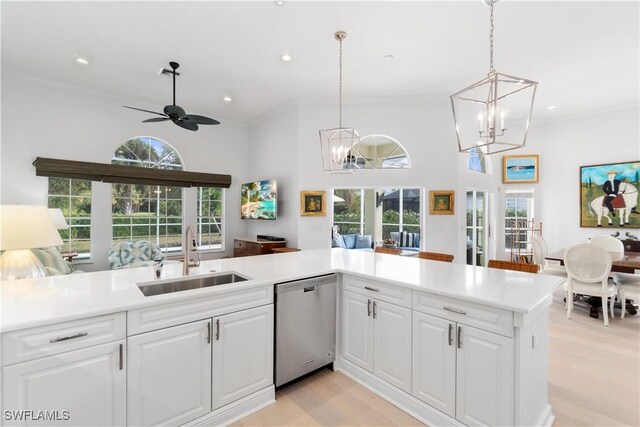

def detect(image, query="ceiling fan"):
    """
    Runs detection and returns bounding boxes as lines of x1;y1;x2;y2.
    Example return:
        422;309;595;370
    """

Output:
124;61;220;131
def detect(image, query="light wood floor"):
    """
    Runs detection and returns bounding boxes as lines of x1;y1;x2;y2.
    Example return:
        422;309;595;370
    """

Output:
235;289;640;427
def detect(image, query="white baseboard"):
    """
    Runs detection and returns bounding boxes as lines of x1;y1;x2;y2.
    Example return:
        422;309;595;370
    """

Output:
187;386;275;427
335;358;464;427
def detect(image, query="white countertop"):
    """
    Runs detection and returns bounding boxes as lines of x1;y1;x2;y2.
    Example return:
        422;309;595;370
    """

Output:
0;248;564;332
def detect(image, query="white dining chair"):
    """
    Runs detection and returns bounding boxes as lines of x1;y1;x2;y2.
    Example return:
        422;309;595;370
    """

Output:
531;235;567;277
614;272;640;318
564;244;616;326
589;235;624;255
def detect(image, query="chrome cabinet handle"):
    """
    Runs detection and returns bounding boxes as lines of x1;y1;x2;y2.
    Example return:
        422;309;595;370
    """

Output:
215;319;220;341
367;299;372;317
457;326;462;349
364;286;379;292
50;332;88;343
443;306;466;315
207;321;211;344
448;324;453;346
119;344;124;370
373;301;377;319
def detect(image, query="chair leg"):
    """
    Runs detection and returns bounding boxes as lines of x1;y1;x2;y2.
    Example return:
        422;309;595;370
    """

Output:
602;294;609;327
567;291;573;319
610;296;615;319
621;291;626;319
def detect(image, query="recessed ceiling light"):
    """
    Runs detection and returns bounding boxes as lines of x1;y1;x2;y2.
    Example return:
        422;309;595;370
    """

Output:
281;52;292;62
546;105;557;110
274;0;285;5
383;54;394;61
223;96;232;102
75;57;89;65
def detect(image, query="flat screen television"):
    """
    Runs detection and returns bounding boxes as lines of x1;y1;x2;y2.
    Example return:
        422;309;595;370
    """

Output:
241;179;277;220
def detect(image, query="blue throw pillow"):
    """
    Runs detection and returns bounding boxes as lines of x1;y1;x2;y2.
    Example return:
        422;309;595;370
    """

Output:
332;233;346;248
414;234;420;248
343;234;357;249
355;235;372;249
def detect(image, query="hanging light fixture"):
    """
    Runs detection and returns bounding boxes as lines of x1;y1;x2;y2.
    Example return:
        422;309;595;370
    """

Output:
450;0;538;155
320;31;359;174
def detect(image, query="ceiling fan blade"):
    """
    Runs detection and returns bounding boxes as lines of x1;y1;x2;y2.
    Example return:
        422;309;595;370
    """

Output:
123;106;167;117
142;117;171;123
174;119;198;131
184;115;220;125
164;105;186;118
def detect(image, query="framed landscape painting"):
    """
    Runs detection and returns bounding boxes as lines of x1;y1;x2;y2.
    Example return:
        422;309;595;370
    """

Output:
580;161;640;228
503;155;539;183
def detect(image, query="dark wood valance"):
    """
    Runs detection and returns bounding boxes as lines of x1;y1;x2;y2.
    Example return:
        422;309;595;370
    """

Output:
33;157;231;188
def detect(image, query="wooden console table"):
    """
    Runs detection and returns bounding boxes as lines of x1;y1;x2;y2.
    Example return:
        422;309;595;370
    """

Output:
233;238;286;257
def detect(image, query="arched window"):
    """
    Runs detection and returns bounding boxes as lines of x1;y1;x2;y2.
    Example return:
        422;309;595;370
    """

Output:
352;135;411;169
468;147;486;173
111;137;183;253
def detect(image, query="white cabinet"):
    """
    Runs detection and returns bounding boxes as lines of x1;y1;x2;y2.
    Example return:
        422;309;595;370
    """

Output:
127;319;212;427
412;312;456;417
2;340;126;426
456;324;514;426
212;305;273;410
342;290;411;393
342;290;374;372
412;311;514;425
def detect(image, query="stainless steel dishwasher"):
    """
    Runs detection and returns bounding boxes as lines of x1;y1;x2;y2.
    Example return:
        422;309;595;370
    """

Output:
275;273;337;387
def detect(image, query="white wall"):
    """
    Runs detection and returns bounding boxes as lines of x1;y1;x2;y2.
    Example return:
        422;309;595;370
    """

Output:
293;97;461;256
532;104;640;253
1;73;250;271
245;104;300;247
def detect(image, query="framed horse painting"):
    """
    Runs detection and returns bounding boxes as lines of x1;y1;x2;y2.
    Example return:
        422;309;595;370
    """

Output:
580;161;640;228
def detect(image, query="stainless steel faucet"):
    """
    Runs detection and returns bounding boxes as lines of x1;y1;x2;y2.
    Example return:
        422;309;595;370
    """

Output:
182;225;201;276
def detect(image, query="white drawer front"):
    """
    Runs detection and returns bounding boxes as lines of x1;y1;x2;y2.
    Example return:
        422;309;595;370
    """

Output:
413;291;514;338
2;312;126;366
128;285;273;336
343;275;412;308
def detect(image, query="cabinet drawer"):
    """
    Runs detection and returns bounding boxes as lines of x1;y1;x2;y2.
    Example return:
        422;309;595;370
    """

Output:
2;312;126;366
342;275;412;308
413;291;514;338
128;285;273;335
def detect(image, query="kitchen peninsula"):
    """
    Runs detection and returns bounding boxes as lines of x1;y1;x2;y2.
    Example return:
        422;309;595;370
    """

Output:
0;249;563;427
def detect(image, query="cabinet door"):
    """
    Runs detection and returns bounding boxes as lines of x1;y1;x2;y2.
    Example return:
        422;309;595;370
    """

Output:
456;325;514;426
127;319;212;426
412;312;456;417
2;340;125;426
212;305;274;410
342;290;374;372
372;299;412;393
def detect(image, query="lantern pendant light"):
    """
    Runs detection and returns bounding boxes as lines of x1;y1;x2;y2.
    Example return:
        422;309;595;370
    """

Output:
450;0;538;155
319;31;359;174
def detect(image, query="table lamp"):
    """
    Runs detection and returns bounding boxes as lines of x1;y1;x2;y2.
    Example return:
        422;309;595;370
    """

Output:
1;205;63;280
48;208;69;230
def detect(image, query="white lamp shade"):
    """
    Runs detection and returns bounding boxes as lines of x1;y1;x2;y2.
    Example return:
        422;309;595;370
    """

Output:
48;208;69;229
1;205;63;250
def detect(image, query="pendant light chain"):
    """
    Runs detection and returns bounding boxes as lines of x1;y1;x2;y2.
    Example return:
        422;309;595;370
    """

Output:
489;1;495;73
338;34;343;129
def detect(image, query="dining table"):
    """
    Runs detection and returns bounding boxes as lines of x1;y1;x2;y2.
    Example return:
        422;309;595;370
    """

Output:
546;247;640;317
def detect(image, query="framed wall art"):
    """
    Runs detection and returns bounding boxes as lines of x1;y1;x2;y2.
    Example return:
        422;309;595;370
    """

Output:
300;191;326;217
503;154;539;184
580;161;639;228
429;191;455;215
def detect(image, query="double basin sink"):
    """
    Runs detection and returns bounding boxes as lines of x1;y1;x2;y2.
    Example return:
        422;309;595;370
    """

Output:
138;272;250;297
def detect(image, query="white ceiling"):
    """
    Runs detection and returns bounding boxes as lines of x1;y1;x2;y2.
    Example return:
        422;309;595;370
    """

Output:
2;1;638;124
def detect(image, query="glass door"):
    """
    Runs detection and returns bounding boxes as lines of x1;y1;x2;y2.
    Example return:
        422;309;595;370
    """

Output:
466;190;489;266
